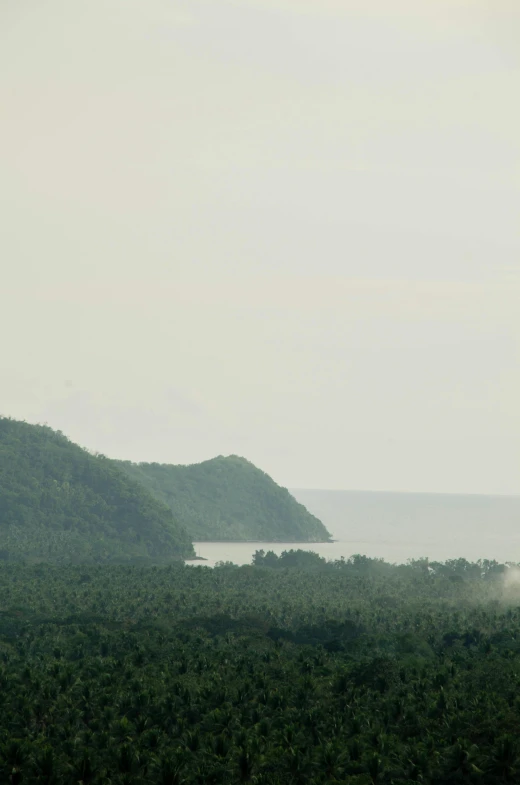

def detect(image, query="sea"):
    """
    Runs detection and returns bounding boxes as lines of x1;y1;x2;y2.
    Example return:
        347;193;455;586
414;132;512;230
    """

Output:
185;489;520;568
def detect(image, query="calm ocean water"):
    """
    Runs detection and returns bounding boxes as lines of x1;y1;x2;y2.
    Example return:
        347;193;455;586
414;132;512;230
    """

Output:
185;489;520;567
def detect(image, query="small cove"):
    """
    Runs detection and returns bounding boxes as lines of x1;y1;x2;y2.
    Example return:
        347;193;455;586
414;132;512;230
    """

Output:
186;489;520;567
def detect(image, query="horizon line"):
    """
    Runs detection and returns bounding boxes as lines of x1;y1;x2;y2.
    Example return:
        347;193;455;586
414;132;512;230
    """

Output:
290;488;520;499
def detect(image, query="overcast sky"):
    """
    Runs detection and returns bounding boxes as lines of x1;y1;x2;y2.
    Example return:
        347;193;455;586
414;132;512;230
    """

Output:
1;0;519;493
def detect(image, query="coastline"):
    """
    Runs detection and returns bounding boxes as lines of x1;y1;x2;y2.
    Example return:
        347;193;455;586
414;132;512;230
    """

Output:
191;539;335;544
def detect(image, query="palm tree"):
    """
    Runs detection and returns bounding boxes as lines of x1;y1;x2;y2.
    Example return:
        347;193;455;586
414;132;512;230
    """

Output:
490;735;520;782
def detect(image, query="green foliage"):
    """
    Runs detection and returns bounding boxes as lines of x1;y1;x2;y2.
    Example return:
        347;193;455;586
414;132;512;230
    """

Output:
117;455;332;542
1;557;520;783
253;549;329;568
0;417;194;563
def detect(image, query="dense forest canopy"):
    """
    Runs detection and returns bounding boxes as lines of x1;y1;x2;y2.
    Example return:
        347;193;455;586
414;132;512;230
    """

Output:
117;455;331;542
0;417;194;563
1;554;520;783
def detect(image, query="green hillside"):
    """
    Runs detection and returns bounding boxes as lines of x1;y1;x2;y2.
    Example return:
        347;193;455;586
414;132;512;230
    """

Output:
117;455;332;542
0;417;194;563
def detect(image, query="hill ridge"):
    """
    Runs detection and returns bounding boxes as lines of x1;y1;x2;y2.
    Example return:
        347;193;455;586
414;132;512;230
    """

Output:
117;455;332;543
0;417;194;563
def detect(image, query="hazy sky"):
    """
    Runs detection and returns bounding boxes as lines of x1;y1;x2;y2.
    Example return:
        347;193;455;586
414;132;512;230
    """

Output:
1;0;519;493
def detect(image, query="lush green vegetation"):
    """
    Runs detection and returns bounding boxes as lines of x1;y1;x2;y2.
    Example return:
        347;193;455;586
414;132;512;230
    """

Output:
0;418;194;563
2;553;520;783
117;456;331;542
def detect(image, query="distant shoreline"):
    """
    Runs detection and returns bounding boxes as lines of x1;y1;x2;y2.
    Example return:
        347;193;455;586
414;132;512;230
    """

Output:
191;540;336;545
291;488;520;499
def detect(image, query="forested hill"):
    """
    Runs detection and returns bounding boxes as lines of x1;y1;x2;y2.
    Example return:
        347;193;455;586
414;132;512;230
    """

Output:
0;418;194;563
116;455;332;542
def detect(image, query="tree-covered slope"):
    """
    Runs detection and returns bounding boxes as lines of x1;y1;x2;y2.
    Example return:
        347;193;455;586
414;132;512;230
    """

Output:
117;455;332;542
0;418;194;563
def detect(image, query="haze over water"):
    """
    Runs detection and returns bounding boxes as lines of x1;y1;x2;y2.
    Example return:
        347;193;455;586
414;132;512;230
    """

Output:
188;489;520;567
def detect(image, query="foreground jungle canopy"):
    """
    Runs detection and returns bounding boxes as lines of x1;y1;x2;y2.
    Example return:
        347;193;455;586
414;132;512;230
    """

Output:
1;555;520;784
